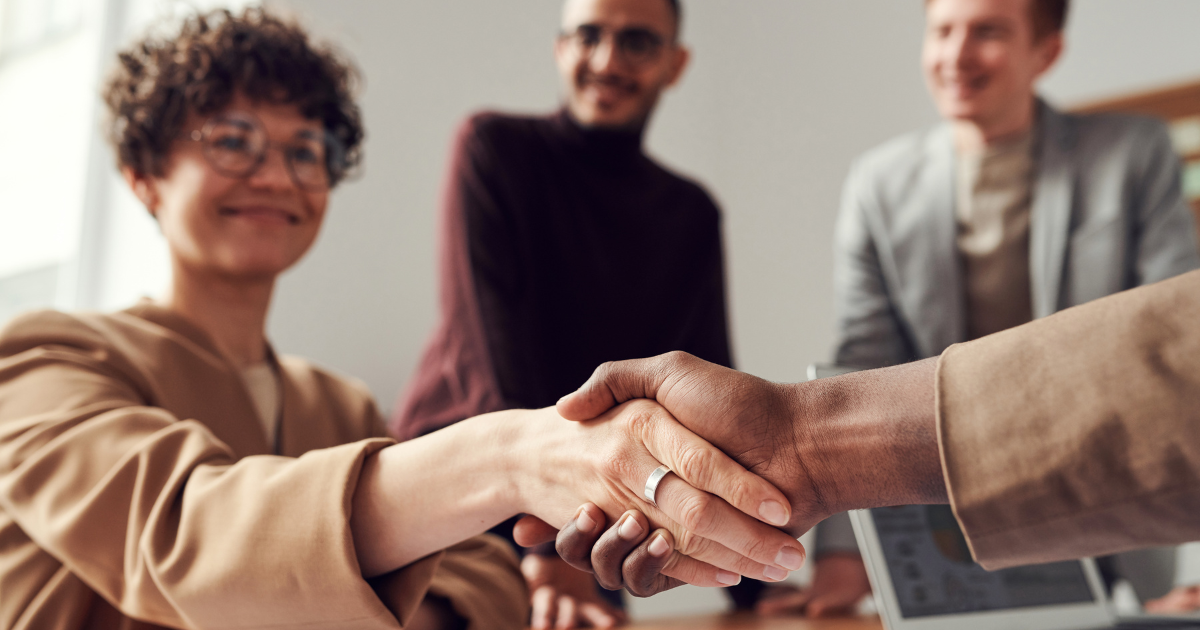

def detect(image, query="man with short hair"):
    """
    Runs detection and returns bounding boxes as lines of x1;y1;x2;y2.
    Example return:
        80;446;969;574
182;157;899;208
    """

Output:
795;0;1200;617
392;0;746;625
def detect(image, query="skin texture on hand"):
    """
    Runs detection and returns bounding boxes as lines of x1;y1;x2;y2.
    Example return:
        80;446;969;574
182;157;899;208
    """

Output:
512;400;805;585
352;399;804;585
552;504;684;598
543;352;947;598
1145;585;1200;613
555;502;874;613
556;351;947;534
755;553;872;618
522;554;627;629
556;353;818;531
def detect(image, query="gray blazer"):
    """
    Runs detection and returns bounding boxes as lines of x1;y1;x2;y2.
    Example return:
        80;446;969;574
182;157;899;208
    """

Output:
833;99;1200;369
817;100;1200;557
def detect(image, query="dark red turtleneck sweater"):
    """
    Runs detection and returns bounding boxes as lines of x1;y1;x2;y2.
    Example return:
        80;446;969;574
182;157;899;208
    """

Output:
391;109;733;440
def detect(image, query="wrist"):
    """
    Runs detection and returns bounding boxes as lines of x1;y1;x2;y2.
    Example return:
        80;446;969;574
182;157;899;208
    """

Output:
471;410;527;518
783;358;945;518
491;407;565;520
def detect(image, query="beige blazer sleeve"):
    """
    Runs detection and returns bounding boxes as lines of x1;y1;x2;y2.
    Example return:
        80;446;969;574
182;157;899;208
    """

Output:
0;311;512;629
936;270;1200;570
360;374;529;630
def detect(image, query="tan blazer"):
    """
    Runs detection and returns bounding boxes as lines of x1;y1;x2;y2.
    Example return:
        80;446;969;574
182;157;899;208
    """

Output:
0;302;527;630
937;269;1200;570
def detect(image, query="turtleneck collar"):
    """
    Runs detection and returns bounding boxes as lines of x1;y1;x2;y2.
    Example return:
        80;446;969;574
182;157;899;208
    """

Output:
552;107;647;167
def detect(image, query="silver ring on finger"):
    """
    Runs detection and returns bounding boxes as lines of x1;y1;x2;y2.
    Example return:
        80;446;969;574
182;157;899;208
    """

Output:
644;464;672;508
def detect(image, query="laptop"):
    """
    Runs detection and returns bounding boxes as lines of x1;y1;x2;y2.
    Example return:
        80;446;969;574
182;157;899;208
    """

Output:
848;505;1200;629
805;364;1200;630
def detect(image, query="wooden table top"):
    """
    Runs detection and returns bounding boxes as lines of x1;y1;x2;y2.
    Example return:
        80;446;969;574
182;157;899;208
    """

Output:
622;613;883;629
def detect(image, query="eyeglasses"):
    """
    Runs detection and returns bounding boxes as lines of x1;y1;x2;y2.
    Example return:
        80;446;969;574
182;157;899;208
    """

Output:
560;24;667;67
185;113;340;191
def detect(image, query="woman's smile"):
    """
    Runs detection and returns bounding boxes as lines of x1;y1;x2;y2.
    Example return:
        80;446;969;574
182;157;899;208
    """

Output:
219;204;302;226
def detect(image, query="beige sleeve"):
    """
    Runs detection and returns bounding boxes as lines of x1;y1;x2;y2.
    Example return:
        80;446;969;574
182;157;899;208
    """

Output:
424;534;529;630
936;270;1200;570
0;314;432;628
360;390;528;629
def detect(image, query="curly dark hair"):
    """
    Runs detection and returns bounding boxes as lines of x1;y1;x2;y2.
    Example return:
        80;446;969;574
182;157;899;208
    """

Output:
103;7;363;186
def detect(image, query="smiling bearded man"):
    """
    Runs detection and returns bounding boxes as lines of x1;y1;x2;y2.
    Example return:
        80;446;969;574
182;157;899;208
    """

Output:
389;0;752;627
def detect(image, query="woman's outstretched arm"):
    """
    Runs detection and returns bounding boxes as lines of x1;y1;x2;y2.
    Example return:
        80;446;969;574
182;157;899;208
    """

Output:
351;402;807;585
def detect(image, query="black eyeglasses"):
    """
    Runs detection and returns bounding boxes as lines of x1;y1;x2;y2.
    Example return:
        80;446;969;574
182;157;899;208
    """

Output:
560;24;667;67
185;113;341;191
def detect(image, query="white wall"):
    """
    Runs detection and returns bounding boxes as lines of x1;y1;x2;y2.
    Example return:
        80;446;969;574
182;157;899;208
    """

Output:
0;27;95;279
1041;0;1200;104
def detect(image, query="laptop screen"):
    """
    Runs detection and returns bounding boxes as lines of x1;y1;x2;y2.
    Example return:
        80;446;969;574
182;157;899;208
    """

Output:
872;505;1096;618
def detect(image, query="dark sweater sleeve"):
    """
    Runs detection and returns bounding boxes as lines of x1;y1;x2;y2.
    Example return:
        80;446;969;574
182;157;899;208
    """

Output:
456;119;547;408
681;192;735;370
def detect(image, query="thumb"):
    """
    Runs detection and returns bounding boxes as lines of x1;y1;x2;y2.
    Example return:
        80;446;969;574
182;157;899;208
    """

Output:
557;352;691;421
513;515;559;547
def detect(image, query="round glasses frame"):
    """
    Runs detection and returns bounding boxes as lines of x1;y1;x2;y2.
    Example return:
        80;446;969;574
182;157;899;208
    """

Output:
560;24;669;67
184;113;342;192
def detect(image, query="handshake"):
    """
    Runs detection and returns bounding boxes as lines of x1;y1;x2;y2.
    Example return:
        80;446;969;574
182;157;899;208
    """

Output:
511;351;946;597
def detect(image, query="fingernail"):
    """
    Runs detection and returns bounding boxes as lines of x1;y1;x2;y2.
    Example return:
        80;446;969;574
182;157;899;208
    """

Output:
618;515;644;541
776;547;805;571
762;565;788;581
576;510;596;534
556;395;567;406
758;500;789;527
648;534;670;557
717;570;742;586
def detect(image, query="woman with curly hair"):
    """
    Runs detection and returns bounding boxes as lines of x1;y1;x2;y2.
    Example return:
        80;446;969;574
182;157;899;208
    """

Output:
0;8;805;629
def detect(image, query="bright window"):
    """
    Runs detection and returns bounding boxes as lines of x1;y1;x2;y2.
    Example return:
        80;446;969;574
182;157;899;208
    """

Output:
0;0;93;326
0;0;85;59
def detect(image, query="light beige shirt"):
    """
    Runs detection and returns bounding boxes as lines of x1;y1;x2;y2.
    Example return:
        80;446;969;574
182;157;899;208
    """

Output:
242;362;279;449
955;131;1036;340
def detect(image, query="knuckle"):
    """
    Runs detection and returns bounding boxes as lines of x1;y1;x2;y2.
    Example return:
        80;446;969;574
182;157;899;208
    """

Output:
739;534;772;563
622;401;656;432
674;444;715;486
724;474;758;511
598;451;620;478
556;538;587;566
609;453;643;486
662;350;690;366
624;569;656;598
594;360;618;380
672;527;702;556
596;571;624;592
597;446;635;482
676;492;717;534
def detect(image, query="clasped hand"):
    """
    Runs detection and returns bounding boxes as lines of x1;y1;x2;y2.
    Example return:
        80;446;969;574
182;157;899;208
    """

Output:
516;399;806;588
519;350;942;600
